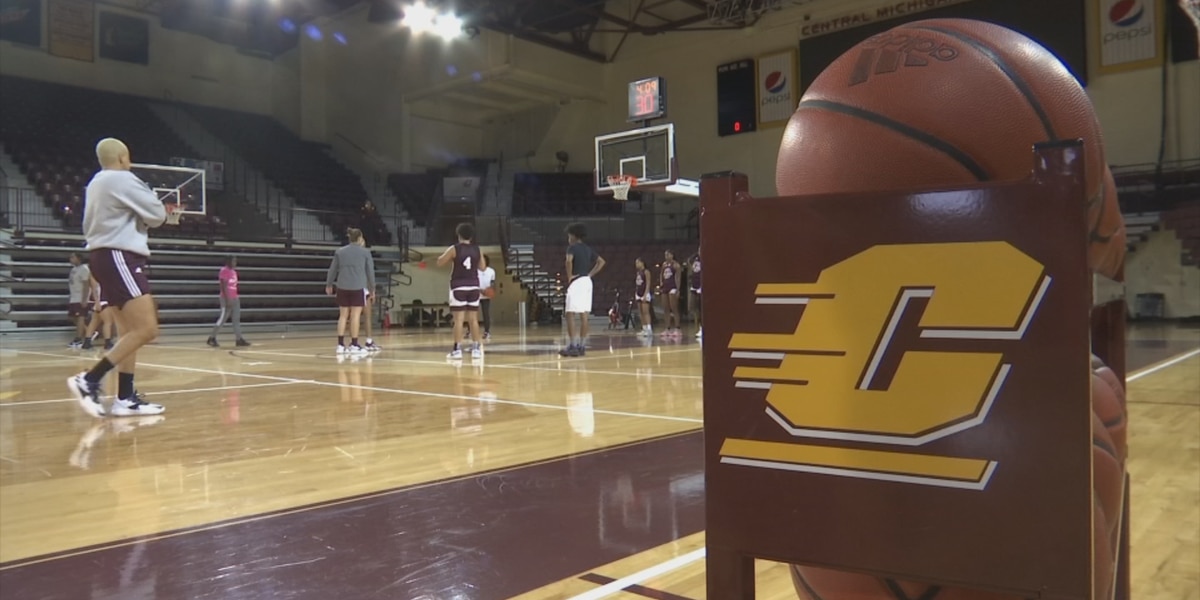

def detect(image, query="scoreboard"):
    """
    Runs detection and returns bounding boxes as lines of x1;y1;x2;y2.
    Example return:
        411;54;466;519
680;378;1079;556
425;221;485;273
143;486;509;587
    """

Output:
628;76;666;122
716;59;757;136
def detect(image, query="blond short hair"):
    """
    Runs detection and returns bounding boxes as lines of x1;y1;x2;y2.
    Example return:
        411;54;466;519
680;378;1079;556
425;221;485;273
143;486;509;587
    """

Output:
95;138;129;168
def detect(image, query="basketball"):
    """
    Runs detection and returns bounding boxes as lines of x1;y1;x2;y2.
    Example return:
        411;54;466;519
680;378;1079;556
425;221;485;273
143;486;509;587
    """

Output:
775;18;1124;278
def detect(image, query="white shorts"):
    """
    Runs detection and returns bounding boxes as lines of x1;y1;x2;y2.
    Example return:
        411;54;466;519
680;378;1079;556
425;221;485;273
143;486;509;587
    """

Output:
565;276;593;314
450;286;481;311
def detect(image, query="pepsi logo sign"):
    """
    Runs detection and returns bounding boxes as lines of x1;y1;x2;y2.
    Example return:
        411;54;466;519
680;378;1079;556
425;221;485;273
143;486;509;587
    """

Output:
1109;0;1144;27
764;71;787;94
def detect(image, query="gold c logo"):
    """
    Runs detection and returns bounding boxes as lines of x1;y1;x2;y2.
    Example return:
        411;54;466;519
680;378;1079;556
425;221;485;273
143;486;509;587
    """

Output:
719;242;1050;490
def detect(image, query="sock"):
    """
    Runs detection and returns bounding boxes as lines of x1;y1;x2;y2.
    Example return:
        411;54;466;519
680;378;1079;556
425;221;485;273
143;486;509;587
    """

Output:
454;342;460;351
118;373;135;400
91;331;100;340
338;335;345;346
85;358;115;384
351;337;359;347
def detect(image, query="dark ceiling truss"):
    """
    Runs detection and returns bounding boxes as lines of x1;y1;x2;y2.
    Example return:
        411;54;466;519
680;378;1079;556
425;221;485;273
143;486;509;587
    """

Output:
455;0;765;63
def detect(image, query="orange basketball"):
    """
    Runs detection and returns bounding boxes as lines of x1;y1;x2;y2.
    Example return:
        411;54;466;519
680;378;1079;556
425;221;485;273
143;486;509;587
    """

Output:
776;18;1122;276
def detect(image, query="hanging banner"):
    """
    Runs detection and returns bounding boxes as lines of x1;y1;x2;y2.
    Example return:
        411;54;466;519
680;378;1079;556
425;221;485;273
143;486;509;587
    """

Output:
1097;0;1165;74
798;0;973;39
756;48;798;129
48;0;94;62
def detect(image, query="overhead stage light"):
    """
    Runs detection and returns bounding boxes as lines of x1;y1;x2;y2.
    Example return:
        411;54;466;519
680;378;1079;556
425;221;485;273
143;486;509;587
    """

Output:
433;14;463;41
401;2;437;33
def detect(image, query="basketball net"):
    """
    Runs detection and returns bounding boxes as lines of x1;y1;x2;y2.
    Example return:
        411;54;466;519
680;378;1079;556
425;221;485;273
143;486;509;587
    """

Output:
164;203;183;225
607;174;638;201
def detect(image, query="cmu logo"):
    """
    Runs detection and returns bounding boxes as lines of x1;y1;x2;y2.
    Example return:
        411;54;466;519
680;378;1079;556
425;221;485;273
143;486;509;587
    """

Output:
849;31;959;86
719;242;1050;490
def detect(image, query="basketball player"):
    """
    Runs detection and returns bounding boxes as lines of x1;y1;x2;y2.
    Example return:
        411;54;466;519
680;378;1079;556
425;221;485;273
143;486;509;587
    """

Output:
325;228;376;355
67;137;167;418
66;252;91;349
560;223;606;357
207;256;250;348
437;222;483;360
354;234;381;352
634;257;653;337
81;275;116;351
478;253;496;339
689;249;702;339
659;249;682;338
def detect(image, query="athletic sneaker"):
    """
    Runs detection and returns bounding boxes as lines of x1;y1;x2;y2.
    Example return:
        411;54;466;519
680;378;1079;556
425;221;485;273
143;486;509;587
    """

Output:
207;337;220;348
81;338;94;350
336;345;348;355
348;344;367;355
103;339;114;351
559;345;581;357
68;338;82;349
482;331;491;340
695;329;703;339
236;338;251;347
447;348;463;360
110;392;165;417
471;347;484;360
365;341;382;352
67;373;105;418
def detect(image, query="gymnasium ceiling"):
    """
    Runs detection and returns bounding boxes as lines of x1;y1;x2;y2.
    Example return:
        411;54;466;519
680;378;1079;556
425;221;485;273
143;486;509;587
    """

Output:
119;0;820;60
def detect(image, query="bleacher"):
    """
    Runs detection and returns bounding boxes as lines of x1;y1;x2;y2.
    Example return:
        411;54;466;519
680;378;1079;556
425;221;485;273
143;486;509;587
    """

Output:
387;173;441;228
0;231;393;330
0;76;226;237
513;173;623;216
1163;199;1200;265
184;105;392;246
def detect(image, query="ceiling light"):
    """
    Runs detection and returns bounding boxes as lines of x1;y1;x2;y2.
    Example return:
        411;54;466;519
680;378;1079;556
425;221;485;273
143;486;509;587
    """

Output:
402;2;437;33
433;14;463;40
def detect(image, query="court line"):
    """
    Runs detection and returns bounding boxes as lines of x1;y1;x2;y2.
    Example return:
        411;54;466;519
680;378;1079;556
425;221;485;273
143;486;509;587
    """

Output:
578;573;696;600
1127;347;1200;382
11;350;702;423
0;381;304;408
566;548;707;600
0;429;701;571
227;348;704;380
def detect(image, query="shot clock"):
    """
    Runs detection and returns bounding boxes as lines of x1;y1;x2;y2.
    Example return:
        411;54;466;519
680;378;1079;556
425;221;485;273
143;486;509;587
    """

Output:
628;76;666;122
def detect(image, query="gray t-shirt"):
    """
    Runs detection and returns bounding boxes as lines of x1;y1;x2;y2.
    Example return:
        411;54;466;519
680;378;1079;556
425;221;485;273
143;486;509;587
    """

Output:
326;243;376;291
567;242;595;279
83;169;166;257
68;264;90;303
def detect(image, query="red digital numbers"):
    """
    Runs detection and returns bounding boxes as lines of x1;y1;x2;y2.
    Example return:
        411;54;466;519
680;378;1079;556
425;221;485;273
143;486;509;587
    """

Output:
630;78;662;120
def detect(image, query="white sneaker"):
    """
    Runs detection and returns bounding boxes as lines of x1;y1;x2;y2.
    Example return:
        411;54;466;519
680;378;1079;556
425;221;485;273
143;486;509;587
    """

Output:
447;349;463;360
471;347;483;360
67;373;105;418
695;328;703;338
110;393;165;417
349;344;367;355
336;345;347;355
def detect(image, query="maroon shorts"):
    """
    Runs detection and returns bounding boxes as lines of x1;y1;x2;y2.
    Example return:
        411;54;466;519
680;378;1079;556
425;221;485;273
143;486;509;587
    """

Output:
88;249;151;309
336;287;365;307
67;303;87;318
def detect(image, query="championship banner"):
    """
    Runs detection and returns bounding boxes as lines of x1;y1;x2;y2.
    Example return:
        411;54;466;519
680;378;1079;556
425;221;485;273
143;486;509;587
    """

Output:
48;0;95;62
798;0;973;39
1097;0;1165;74
756;48;798;128
0;0;41;47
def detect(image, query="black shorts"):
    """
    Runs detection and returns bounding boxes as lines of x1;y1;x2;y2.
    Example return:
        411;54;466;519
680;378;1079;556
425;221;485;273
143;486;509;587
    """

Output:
336;287;366;307
68;303;87;318
88;249;151;309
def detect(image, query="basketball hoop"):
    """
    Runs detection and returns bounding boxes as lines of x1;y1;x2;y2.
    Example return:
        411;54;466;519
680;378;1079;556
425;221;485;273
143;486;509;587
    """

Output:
607;174;638;201
164;203;183;226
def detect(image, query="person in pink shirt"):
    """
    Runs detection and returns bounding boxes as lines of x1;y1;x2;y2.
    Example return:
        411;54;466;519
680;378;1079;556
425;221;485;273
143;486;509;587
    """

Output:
207;256;250;348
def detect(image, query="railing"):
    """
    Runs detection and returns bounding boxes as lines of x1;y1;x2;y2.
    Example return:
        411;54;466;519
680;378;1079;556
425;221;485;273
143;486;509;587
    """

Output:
0;187;63;232
507;210;698;244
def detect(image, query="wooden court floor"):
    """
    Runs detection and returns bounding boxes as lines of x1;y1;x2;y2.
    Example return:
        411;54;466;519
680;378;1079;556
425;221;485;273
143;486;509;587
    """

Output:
0;322;1195;599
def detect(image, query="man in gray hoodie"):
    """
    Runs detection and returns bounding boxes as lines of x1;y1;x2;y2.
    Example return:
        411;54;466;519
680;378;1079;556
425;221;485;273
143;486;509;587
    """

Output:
67;138;168;418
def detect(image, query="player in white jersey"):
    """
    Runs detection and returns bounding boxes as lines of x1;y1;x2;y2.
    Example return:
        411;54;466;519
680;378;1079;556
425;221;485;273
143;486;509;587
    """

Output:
66;253;91;348
67;138;168;418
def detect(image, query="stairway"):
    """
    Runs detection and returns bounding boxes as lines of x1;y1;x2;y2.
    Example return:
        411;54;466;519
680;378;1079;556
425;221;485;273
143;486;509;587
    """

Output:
505;243;563;316
0;143;61;230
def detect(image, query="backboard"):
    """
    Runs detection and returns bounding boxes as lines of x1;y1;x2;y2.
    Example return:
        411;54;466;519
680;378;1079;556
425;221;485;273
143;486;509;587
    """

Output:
131;163;206;215
594;123;677;194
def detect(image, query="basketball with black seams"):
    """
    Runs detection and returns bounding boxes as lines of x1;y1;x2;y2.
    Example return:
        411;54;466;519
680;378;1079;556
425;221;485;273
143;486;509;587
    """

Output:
776;18;1125;279
778;18;1131;599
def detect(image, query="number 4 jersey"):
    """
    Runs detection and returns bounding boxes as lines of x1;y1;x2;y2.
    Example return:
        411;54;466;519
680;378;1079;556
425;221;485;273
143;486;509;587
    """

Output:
451;243;482;291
